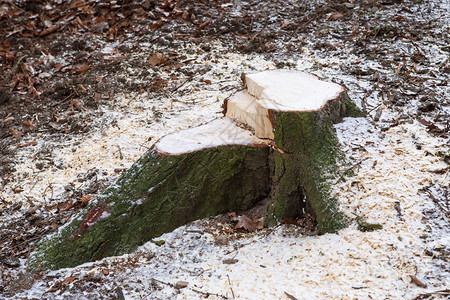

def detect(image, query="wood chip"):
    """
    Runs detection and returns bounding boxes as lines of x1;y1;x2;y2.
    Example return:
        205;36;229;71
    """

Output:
410;275;427;288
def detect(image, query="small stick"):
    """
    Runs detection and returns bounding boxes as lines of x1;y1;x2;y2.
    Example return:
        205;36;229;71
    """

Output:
172;78;191;93
227;274;235;298
116;145;124;160
402;34;426;56
7;55;27;82
43;184;53;206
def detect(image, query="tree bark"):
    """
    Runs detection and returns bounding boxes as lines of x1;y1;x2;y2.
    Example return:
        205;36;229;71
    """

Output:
28;70;363;270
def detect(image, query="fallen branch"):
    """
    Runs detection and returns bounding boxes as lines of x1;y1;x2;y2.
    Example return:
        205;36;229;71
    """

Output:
413;289;449;300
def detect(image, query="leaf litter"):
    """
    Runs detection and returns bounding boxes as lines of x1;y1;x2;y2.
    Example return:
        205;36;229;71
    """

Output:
0;0;449;299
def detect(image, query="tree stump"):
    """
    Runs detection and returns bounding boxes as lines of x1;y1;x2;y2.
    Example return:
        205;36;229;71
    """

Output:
28;70;362;270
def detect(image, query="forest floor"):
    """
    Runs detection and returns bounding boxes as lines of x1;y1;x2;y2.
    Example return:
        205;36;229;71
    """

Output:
0;0;449;299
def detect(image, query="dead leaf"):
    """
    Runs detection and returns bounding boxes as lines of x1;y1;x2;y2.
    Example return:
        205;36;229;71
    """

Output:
285;291;298;300
30;86;39;97
174;33;190;38
148;53;164;66
70;99;84;110
227;212;237;221
150;18;164;30
3;116;14;123
171;7;184;17
61;276;76;286
39;24;59;37
252;216;264;229
74;63;90;75
78;84;87;93
54;63;63;71
281;21;291;29
16;141;37;147
26;205;40;216
394;16;406;21
182;12;190;21
329;12;344;20
235;214;256;232
198;18;212;30
10;128;22;139
223;258;238;264
410;275;427;288
418;118;444;133
22;121;34;128
102;269;109;275
281;217;297;225
77;194;95;207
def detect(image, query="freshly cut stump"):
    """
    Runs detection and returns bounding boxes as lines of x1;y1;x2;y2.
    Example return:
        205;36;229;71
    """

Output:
28;70;362;270
226;70;352;231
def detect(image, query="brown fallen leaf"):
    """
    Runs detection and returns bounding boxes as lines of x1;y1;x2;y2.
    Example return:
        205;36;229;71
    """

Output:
235;214;256;232
78;194;95;207
30;86;39;97
182;11;190;22
410;275;427;288
223;258;238;264
252;216;264;230
331;12;344;20
3;116;14;123
150;18;164;30
22;120;35;128
26;205;40;216
10;128;22;139
148;53;164;66
418;118;444;133
78;84;87;93
227;211;237;221
74;63;90;75
39;24;59;37
61;276;76;286
16;141;37;147
281;21;291;29
281;217;297;225
285;291;298;300
54;63;63;71
70;99;84;111
198;18;212;30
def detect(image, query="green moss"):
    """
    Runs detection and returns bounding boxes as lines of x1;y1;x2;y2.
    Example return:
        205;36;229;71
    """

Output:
267;108;348;233
343;94;366;118
356;216;383;232
28;145;270;270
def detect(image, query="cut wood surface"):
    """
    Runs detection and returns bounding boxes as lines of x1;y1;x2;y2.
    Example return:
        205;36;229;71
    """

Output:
245;70;344;111
155;118;266;155
226;70;345;139
28;70;362;270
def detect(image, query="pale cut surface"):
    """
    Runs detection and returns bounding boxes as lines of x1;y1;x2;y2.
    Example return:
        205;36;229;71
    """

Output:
155;118;265;155
226;70;345;139
245;70;344;111
226;91;275;139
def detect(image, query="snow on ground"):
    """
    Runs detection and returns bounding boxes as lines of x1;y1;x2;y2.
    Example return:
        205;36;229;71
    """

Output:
2;41;449;299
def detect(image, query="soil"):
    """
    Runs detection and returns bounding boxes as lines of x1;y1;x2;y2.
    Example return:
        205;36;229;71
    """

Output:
0;0;448;298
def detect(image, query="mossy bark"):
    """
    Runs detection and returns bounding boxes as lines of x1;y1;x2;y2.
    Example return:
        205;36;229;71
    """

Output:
266;93;349;233
28;145;270;270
